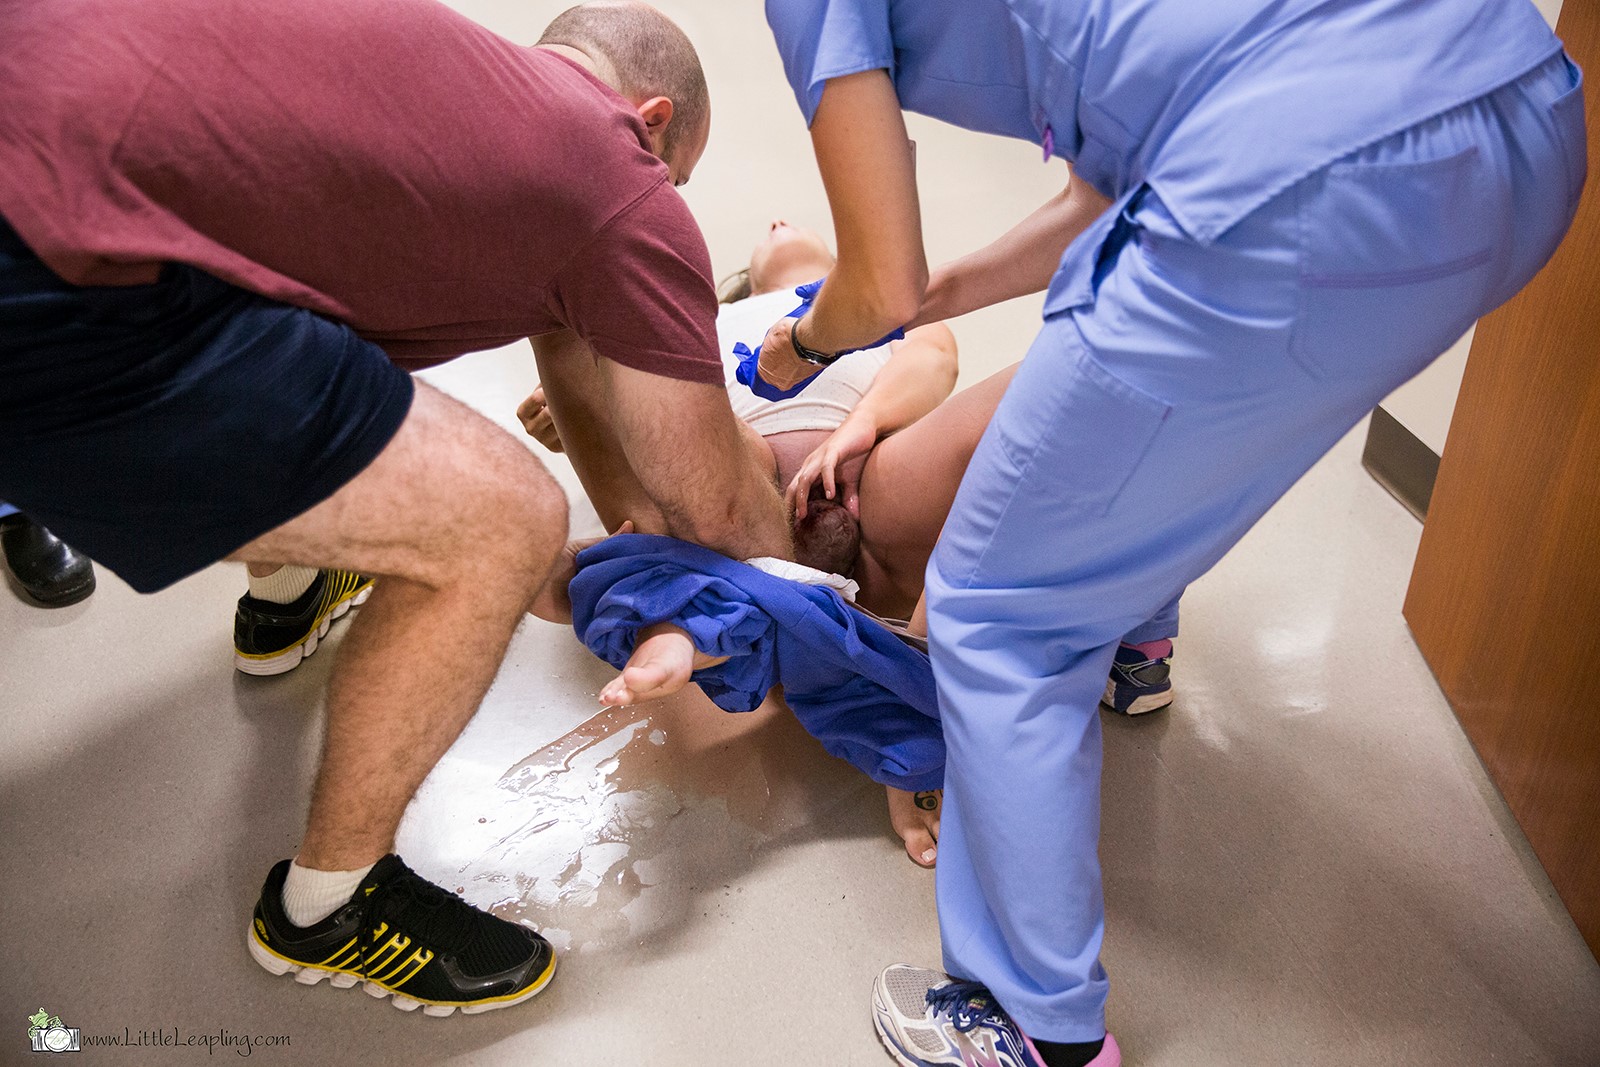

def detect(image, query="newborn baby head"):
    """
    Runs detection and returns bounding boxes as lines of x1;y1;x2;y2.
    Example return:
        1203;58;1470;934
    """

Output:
791;493;860;577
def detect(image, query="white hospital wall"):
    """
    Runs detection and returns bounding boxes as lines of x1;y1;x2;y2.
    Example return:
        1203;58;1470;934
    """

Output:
1380;0;1567;456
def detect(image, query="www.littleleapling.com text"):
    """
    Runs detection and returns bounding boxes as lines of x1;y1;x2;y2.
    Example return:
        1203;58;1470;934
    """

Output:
66;1028;290;1056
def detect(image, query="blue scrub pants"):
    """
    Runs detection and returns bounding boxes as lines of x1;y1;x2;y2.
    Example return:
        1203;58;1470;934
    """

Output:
926;53;1584;1042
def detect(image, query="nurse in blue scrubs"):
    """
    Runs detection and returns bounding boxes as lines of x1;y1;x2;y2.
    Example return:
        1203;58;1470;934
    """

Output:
755;3;1584;1065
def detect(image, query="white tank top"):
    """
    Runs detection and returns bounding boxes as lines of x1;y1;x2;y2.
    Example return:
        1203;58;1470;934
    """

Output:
717;289;893;436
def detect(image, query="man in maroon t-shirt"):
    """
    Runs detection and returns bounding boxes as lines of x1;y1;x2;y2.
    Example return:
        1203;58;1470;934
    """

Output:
0;0;788;1013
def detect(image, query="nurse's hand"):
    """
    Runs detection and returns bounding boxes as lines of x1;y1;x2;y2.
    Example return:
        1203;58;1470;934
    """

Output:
756;316;823;393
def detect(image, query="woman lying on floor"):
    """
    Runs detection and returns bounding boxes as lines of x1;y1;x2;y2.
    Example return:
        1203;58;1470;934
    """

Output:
521;218;1171;867
521;218;1015;867
523;218;1015;623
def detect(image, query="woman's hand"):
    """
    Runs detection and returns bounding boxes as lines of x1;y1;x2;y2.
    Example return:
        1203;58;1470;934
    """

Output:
788;410;879;519
516;385;564;452
755;316;823;393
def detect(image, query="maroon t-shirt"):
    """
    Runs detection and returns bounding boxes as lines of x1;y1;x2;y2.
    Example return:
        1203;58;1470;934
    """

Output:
0;0;723;382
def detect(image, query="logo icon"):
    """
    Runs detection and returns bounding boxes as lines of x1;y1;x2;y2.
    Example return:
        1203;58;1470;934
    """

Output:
27;1009;80;1054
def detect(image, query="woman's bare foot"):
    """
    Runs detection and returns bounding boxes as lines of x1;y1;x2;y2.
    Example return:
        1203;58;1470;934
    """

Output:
886;785;941;867
599;622;730;706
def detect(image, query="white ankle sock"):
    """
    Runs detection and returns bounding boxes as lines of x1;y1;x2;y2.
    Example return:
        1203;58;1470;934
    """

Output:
248;565;318;605
281;860;374;928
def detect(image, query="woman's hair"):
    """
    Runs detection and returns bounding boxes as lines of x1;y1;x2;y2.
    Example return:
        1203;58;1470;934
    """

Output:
718;267;753;304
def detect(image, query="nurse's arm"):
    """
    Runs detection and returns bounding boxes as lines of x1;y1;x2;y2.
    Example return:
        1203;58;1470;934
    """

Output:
908;177;1112;328
794;69;928;354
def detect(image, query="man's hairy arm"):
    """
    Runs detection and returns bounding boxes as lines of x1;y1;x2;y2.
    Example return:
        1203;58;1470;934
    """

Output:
531;330;667;535
597;357;791;561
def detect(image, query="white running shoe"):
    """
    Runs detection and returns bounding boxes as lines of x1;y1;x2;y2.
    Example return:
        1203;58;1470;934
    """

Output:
871;965;1122;1067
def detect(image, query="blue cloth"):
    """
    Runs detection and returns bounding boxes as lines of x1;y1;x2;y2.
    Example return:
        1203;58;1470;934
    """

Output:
0;502;18;521
767;0;1560;241
767;0;1581;1042
569;533;944;792
732;278;905;401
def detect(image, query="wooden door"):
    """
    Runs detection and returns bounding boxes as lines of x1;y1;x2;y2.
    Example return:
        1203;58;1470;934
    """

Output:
1404;2;1600;959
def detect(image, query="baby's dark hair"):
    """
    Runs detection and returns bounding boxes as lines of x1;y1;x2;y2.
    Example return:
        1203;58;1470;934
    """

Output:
791;501;860;578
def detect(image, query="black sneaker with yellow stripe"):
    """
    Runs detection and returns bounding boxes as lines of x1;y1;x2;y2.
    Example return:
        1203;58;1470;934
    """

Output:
233;569;374;675
249;855;556;1017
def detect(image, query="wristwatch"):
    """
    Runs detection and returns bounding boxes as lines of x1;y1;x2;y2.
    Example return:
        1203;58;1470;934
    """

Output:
790;317;841;367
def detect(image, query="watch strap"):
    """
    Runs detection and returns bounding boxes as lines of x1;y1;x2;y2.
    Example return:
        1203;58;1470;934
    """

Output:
790;317;841;366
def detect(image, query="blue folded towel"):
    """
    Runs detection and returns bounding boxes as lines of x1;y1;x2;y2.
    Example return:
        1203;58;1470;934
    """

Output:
569;533;943;792
733;279;907;402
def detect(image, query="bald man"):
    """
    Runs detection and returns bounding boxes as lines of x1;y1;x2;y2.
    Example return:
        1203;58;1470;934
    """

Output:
0;0;787;1015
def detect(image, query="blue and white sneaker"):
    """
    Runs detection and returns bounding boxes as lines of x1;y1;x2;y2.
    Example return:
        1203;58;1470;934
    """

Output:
871;965;1122;1067
1101;644;1174;716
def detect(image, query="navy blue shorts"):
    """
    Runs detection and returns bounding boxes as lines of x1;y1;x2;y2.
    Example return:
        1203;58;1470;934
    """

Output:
0;216;414;592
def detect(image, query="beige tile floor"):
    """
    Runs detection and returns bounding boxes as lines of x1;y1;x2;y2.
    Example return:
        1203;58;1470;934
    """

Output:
3;2;1599;1065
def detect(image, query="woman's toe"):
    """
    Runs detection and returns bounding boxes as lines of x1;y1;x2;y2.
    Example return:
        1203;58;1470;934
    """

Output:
904;829;937;868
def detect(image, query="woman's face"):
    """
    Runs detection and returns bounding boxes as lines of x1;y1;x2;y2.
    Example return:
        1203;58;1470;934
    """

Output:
748;219;835;294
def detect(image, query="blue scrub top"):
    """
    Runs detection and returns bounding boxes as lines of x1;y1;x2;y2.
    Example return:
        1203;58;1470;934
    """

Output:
766;0;1562;243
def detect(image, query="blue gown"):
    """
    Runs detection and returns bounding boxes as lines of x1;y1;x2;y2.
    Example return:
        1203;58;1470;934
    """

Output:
569;533;945;793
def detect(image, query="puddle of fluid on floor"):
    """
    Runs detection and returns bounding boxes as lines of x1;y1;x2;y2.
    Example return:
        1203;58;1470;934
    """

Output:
447;687;869;954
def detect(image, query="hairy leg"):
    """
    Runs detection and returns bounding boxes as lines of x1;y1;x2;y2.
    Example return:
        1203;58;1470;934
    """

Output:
230;381;567;869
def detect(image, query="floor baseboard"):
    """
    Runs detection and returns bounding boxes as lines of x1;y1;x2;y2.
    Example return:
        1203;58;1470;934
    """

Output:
1362;406;1440;521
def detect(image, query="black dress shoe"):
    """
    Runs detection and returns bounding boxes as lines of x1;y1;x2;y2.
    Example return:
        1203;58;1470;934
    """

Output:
0;515;96;606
